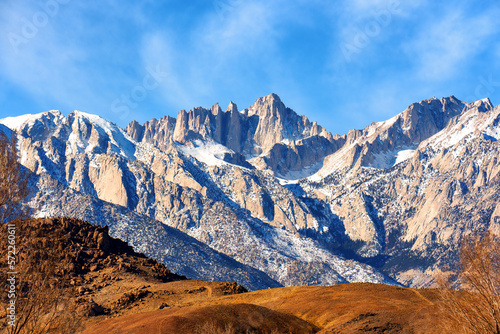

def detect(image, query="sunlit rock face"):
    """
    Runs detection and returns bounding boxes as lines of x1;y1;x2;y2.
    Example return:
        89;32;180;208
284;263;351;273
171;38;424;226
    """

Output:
2;94;499;289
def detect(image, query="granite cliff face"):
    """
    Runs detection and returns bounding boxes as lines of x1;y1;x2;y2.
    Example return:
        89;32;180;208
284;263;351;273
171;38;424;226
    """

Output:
314;96;466;175
125;93;343;176
300;97;500;285
1;94;499;288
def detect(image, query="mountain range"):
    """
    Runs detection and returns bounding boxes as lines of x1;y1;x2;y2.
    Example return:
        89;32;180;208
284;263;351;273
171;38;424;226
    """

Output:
1;93;499;289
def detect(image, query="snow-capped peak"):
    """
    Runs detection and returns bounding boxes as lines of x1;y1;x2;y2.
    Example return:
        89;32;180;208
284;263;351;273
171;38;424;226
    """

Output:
67;110;136;159
421;98;500;150
0;110;63;132
471;97;493;111
69;110;118;132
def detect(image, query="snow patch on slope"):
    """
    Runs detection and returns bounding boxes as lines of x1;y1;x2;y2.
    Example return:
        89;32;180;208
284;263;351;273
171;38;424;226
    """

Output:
278;160;324;182
395;149;416;164
0;114;38;131
484;127;500;141
177;140;234;166
369;147;416;169
484;113;500;140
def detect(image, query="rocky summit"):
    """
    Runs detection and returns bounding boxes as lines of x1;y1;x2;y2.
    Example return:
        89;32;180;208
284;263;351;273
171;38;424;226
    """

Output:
1;94;499;289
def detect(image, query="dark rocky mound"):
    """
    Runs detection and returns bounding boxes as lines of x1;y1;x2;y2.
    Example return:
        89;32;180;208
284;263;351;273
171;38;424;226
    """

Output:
0;217;186;283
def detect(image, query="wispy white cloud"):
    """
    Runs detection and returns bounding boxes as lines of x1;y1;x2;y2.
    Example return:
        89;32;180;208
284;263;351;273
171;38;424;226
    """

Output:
325;0;500;130
0;2;97;110
332;0;422;65
404;6;499;81
139;32;199;112
1;0;498;135
0;1;149;120
139;0;292;112
347;0;426;17
201;1;280;56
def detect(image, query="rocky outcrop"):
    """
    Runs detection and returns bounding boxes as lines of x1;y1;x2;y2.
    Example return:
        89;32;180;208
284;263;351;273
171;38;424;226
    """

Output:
0;217;184;282
248;93;323;151
125;116;176;151
88;155;130;208
124;93;339;175
316;96;466;174
251;133;345;176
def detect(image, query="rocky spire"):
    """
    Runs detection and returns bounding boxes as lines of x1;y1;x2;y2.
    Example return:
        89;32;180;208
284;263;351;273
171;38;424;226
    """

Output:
125;120;144;142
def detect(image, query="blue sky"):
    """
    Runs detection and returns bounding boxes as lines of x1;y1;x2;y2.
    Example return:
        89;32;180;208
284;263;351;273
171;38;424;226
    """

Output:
1;0;499;135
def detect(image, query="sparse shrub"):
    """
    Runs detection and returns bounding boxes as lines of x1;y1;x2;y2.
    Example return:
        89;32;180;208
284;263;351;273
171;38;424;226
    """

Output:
439;232;500;333
194;320;295;334
195;321;237;334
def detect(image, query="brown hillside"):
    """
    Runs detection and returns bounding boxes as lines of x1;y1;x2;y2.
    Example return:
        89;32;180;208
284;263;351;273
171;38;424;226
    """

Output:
1;218;460;333
83;303;318;334
83;283;457;334
0;218;248;332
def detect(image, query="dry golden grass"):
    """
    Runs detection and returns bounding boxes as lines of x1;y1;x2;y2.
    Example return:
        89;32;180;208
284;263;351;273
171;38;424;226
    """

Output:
82;282;459;334
83;303;317;334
